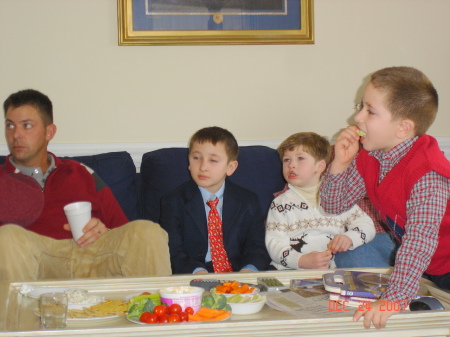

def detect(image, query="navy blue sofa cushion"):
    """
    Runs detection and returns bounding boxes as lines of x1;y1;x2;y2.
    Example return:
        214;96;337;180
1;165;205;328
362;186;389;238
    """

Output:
0;152;139;221
140;145;286;223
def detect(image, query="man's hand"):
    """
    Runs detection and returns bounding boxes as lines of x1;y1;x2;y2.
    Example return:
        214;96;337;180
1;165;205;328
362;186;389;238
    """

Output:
63;218;108;247
330;125;361;174
240;269;254;273
353;299;401;329
193;269;208;275
328;234;352;254
298;251;332;269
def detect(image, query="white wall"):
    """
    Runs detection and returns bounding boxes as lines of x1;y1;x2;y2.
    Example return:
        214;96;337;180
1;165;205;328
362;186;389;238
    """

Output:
1;0;449;149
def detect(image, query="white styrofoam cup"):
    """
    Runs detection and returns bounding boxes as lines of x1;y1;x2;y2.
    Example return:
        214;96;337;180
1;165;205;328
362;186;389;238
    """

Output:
63;201;92;241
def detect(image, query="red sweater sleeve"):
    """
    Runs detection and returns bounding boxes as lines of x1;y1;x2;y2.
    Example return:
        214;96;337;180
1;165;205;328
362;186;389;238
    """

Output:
94;183;128;229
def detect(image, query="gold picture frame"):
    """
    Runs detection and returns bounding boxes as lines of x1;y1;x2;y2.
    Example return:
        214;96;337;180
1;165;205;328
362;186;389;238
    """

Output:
118;0;314;46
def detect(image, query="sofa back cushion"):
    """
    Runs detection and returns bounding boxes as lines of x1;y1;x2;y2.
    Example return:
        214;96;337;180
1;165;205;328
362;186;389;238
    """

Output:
0;152;139;221
140;145;286;223
62;152;139;221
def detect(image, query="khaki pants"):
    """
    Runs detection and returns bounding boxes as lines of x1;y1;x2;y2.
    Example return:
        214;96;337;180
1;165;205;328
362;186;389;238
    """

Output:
0;221;172;281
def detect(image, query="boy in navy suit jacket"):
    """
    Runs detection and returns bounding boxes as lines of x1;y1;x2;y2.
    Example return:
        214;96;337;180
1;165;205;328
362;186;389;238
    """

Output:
160;126;270;274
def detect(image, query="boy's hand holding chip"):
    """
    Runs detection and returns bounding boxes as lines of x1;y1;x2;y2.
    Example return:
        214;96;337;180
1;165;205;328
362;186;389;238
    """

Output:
328;234;352;254
330;126;361;174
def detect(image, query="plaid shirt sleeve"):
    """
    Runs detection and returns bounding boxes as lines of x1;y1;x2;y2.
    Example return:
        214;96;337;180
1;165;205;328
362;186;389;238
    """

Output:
383;171;449;303
320;158;367;214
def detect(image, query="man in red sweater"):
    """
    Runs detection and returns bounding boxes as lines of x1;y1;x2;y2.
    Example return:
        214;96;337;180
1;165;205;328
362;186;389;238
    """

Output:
0;89;171;281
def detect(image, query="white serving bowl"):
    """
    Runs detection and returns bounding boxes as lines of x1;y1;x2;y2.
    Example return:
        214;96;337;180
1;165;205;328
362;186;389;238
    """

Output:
227;297;267;315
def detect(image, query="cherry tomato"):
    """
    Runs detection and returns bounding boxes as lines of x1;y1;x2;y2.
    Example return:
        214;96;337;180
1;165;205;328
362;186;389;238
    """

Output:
168;313;181;323
141;292;151;295
159;314;170;323
140;312;151;322
153;305;168;317
168;303;182;315
140;312;158;324
179;312;189;322
184;307;194;315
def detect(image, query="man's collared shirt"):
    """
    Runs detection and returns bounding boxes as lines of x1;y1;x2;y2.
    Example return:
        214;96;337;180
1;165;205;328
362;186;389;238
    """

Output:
9;154;55;188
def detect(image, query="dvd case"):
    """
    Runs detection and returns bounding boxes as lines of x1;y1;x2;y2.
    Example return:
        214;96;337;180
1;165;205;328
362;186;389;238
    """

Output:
322;270;389;298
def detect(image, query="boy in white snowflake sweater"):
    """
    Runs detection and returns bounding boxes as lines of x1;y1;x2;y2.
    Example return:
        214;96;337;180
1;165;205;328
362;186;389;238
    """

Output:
266;132;375;270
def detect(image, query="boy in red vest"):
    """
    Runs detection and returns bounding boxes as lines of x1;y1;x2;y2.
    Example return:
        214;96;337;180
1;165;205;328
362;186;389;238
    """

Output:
320;66;449;329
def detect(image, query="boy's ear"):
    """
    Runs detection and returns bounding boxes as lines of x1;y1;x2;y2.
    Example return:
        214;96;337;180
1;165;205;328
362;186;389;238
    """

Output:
316;159;327;174
226;160;238;176
398;119;415;138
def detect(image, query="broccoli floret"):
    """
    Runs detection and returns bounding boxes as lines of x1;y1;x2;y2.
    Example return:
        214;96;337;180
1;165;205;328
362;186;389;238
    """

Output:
143;299;156;313
127;299;149;318
127;304;140;318
201;295;215;308
209;288;219;301
202;289;229;310
212;294;227;310
128;298;148;311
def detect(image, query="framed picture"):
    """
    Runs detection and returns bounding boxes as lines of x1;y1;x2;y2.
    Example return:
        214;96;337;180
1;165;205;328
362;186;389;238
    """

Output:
118;0;314;46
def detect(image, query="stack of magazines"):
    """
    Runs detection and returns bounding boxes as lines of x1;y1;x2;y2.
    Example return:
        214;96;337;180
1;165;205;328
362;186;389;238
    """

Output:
322;270;389;307
322;270;430;307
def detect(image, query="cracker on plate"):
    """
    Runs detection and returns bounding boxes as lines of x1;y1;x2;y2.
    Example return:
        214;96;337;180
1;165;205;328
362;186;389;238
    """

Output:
67;299;128;318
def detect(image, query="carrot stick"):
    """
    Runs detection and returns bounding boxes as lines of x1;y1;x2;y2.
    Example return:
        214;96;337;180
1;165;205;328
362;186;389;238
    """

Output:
189;309;231;321
240;284;249;293
213;311;231;321
216;280;255;294
215;285;227;293
188;314;206;321
196;307;222;318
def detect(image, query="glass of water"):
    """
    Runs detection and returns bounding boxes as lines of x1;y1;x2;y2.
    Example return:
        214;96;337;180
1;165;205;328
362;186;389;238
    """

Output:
40;292;68;329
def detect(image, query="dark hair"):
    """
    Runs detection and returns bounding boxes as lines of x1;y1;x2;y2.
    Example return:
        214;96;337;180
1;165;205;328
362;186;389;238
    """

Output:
189;126;239;162
277;132;331;165
370;66;438;136
3;89;53;126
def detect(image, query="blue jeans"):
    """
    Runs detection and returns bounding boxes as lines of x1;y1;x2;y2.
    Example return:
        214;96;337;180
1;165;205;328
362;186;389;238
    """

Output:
334;233;397;268
424;273;450;290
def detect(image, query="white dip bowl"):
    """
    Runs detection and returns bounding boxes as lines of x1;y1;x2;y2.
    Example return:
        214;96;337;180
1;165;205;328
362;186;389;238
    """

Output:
227;296;266;315
159;286;204;313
